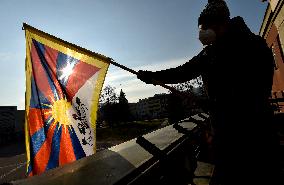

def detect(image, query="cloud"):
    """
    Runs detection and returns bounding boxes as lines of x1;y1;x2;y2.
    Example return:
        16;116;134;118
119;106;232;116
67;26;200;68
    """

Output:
133;58;187;71
105;57;187;84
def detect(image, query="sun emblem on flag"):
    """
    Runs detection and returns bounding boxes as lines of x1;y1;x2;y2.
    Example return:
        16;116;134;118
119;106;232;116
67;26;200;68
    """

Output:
43;98;72;131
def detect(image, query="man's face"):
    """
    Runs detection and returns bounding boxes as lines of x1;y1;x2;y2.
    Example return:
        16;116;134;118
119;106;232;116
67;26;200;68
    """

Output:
198;24;217;46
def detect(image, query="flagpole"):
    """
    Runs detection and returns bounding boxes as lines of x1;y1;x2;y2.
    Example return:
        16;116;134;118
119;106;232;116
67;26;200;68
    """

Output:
108;58;182;94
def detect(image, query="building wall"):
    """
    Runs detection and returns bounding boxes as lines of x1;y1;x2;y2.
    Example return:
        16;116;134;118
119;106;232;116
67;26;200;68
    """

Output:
0;107;25;143
275;1;284;55
261;0;284;112
0;106;17;133
267;24;284;92
15;110;25;134
132;94;169;120
0;106;18;144
271;0;280;11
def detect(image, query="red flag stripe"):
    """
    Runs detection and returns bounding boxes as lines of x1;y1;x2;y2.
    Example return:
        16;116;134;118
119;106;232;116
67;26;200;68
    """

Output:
32;120;57;174
31;43;56;103
59;126;76;165
44;45;58;76
65;61;100;99
29;108;51;136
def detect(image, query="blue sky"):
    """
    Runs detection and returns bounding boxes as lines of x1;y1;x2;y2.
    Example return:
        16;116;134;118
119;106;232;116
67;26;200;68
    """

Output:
0;0;268;109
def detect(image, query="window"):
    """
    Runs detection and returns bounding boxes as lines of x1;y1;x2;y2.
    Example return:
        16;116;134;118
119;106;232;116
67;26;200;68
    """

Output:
271;45;279;70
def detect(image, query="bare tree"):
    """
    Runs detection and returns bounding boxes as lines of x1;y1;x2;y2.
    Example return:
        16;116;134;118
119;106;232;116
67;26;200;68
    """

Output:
99;85;118;105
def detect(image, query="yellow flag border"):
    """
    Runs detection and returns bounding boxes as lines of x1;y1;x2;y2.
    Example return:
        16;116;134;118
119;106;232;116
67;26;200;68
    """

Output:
24;23;110;173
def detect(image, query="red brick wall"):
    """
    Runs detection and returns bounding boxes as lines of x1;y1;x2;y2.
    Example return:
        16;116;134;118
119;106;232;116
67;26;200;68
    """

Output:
266;24;278;47
266;24;284;111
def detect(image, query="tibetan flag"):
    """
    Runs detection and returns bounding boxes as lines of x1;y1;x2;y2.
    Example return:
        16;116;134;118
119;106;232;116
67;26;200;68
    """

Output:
24;23;110;176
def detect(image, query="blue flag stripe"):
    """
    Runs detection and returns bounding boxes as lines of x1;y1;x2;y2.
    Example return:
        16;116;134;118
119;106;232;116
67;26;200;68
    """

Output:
45;124;62;171
30;76;51;109
69;126;86;160
30;127;46;157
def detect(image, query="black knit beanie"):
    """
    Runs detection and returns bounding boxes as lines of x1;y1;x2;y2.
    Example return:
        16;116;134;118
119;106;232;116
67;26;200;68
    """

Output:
198;0;230;27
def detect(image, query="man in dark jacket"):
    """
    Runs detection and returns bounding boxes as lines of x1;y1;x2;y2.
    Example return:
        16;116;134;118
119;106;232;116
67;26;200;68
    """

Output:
137;0;279;184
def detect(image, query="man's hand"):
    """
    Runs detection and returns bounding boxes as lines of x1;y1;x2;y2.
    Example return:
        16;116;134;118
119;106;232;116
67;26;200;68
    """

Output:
137;70;156;85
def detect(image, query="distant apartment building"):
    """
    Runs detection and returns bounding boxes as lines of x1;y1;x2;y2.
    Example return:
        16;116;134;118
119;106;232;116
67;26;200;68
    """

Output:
0;106;17;134
0;106;25;144
147;94;169;118
260;0;284;112
15;110;25;134
130;94;169;120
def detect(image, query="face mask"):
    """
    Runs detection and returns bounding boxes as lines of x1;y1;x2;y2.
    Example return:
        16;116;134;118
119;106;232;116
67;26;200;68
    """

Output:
199;29;216;46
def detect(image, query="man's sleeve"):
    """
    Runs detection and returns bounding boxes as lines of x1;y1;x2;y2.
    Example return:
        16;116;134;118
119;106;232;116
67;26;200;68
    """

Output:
150;47;210;84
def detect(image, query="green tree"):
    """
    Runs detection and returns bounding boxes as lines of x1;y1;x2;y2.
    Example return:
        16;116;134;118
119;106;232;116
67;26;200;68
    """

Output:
118;89;130;122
